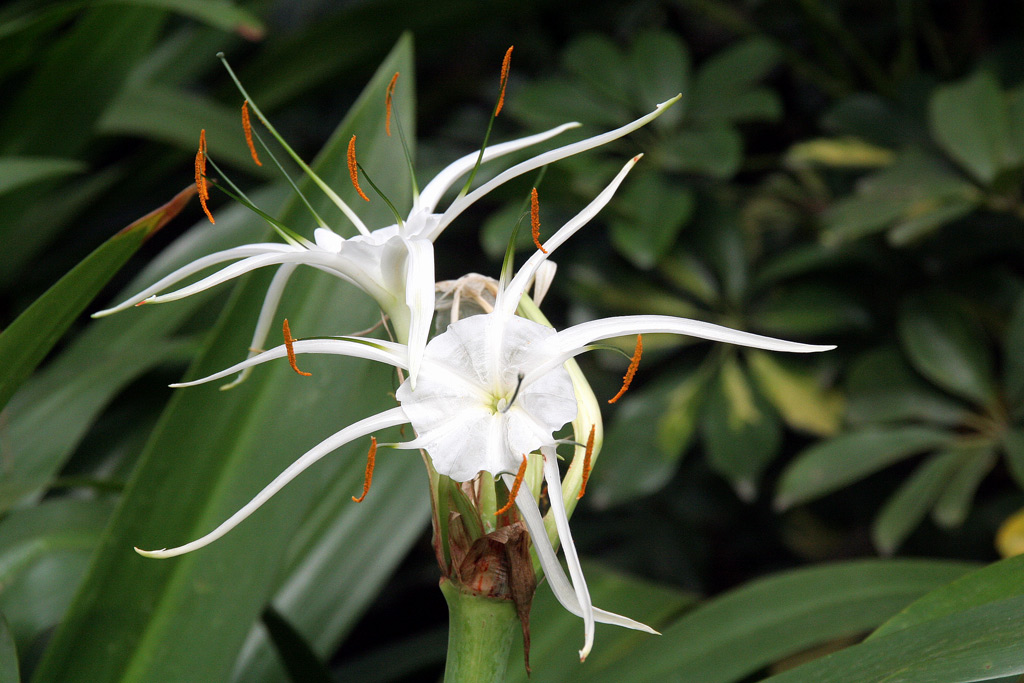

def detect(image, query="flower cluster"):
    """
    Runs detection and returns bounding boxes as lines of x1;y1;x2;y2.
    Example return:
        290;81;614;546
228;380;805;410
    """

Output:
104;51;833;663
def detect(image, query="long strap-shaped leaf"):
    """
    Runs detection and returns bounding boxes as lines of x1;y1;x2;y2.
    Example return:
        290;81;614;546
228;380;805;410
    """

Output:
32;35;416;683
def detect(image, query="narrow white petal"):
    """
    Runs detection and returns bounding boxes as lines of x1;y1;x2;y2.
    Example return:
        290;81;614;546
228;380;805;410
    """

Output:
401;238;435;387
417;123;580;215
542;445;595;661
495;156;640;319
170;338;409;388
505;474;657;633
142;249;370;306
429;95;681;241
551;315;837;356
221;263;299;390
135;407;409;558
531;260;557;307
92;244;300;317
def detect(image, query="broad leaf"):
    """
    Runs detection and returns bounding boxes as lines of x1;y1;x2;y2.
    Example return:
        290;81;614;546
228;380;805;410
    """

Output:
0;185;195;413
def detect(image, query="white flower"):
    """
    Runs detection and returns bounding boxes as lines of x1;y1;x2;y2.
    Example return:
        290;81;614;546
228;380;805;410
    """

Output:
135;154;834;660
93;98;681;385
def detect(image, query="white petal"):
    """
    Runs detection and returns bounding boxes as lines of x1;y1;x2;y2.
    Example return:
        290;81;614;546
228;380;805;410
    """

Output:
135;407;409;558
505;473;658;634
496;155;640;319
170;338;409;388
92;244;300;317
428;95;681;241
542;445;595;661
416;123;580;215
551;315;837;356
531;260;557;307
313;227;344;252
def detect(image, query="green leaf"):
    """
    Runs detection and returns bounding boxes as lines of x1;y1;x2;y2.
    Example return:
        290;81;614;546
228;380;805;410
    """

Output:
785;137;896;169
759;594;1024;683
98;84;270;171
562;35;630;111
97;0;263;37
0;499;115;661
505;563;698;682
0;616;18;683
32;35;416;683
703;357;781;499
871;553;1024;640
590;560;973;683
608;172;694;269
821;150;979;245
0;156;84;196
747;350;843;436
898;292;997;406
259;606;333;683
231;455;430;682
0;185;195;413
589;368;708;508
661;124;743;179
872;450;961;555
775;426;952;509
629;30;688;129
690;37;782;124
845;347;970;427
752;284;870;336
929;70;1013;185
931;443;996;529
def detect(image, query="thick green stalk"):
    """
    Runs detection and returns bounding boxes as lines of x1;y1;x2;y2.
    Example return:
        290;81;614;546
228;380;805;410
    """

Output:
440;579;518;683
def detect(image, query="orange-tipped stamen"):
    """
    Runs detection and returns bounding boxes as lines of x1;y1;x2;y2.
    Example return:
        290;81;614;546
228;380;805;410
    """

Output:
347;135;370;202
241;101;262;166
496;455;528;515
577;425;596;499
530;187;547;253
495;46;513;116
385;72;400;136
352;437;377;503
608;335;643;404
282;318;312;377
195;129;214;224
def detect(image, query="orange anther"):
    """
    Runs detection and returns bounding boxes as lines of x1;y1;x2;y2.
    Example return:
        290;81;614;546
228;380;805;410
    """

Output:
608;335;642;404
352;437;377;502
282;318;312;377
347;135;370;202
195;129;214;224
385;72;400;136
496;455;528;515
495;46;513;116
241;101;262;166
577;425;596;499
530;188;547;253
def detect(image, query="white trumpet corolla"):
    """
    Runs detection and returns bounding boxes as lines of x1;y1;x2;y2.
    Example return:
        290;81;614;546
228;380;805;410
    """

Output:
135;154;834;661
94;97;681;385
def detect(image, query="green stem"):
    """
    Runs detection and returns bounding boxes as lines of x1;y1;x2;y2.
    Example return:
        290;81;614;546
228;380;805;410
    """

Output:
440;579;518;683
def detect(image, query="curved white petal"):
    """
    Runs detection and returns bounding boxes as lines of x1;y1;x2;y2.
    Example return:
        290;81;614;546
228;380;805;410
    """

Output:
135;406;409;558
428;95;681;241
170;338;409;388
496;155;641;319
505;473;658;634
387;237;435;387
531;260;557;307
551;315;837;356
141;249;377;306
221;262;299;390
542;445;595;661
92;244;301;317
417;122;580;215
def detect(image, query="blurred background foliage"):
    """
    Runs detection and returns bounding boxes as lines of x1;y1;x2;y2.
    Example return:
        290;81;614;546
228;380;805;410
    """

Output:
2;1;1024;681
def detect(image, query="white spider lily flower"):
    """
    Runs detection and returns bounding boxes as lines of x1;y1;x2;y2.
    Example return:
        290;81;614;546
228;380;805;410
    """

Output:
134;155;833;660
94;97;681;386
